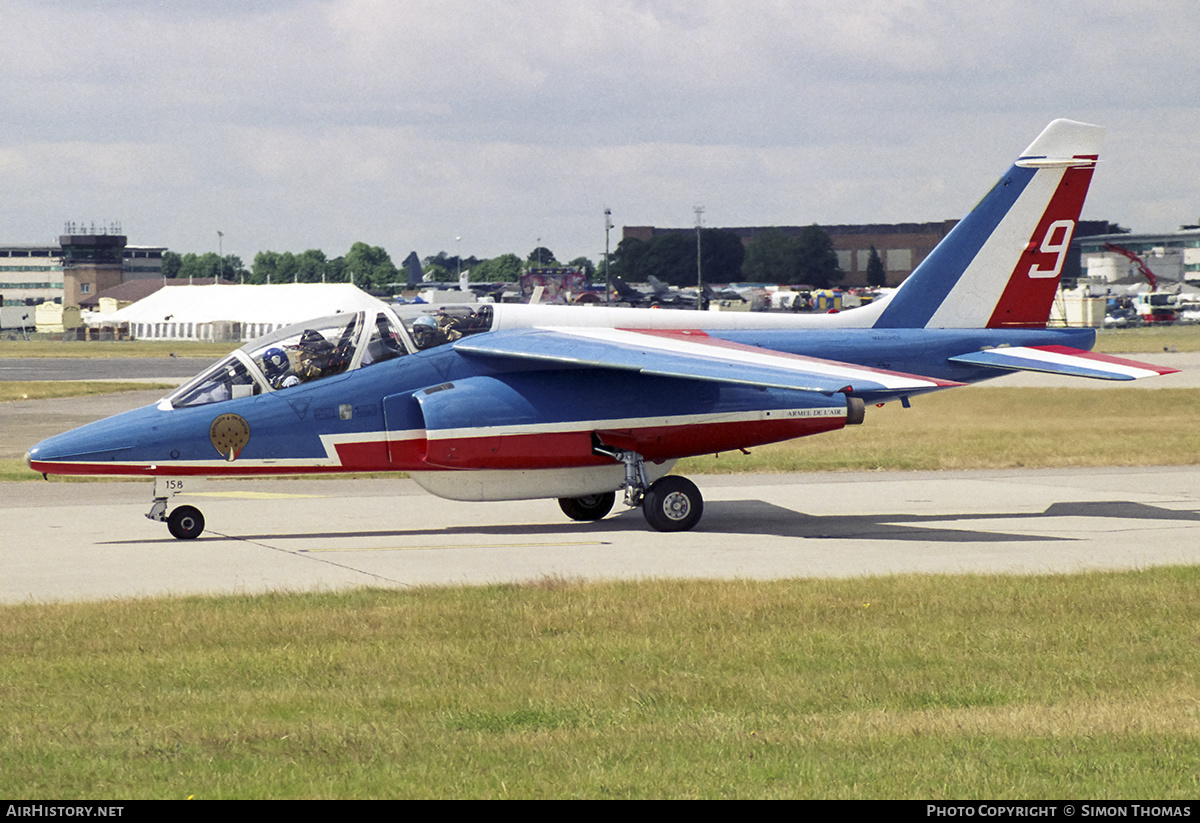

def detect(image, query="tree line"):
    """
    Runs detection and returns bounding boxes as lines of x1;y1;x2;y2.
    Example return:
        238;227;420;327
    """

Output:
163;225;855;292
162;242;401;291
607;225;849;289
162;243;596;291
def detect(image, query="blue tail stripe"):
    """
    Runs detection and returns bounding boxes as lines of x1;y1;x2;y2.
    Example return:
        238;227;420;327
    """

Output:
873;165;1037;329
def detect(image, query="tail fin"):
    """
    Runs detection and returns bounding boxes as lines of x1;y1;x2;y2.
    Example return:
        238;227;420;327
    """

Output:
873;119;1103;329
403;251;423;288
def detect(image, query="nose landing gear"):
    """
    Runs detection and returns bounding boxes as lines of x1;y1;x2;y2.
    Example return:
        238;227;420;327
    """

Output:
147;478;206;540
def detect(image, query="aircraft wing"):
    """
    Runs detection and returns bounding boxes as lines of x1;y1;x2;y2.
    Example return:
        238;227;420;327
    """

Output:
454;327;962;397
948;345;1179;381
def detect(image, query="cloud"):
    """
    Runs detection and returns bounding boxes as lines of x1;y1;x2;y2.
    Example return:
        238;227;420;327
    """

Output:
1;0;1197;261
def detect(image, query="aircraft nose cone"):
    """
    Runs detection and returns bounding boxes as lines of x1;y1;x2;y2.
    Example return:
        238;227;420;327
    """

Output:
25;403;163;474
24;449;33;471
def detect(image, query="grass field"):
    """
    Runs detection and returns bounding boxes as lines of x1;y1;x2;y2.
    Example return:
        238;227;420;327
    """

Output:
3;570;1199;799
0;339;231;359
1094;324;1200;353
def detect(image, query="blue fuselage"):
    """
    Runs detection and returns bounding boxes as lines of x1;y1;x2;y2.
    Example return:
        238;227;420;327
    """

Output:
26;325;1095;479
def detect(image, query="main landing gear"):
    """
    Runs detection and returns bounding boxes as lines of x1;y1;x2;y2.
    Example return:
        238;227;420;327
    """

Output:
558;492;616;522
640;475;703;532
558;447;704;532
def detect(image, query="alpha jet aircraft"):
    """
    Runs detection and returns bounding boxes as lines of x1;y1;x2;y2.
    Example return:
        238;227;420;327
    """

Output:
27;120;1177;538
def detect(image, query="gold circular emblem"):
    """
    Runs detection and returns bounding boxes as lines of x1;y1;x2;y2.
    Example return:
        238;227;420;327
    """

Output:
209;414;251;461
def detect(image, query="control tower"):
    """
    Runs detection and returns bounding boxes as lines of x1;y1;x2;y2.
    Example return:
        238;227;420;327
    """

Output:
60;223;127;307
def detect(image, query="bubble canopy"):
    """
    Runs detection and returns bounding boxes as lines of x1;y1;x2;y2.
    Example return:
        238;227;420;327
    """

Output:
161;310;409;410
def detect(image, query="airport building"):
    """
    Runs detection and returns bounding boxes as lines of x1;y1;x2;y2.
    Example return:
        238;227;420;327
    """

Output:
0;229;165;308
0;244;62;307
624;221;1125;287
624;222;956;286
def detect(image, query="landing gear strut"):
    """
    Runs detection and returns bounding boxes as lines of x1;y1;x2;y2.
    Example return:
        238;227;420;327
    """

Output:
591;445;705;532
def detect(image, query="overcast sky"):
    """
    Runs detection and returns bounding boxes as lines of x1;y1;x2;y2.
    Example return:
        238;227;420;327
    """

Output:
2;1;1197;265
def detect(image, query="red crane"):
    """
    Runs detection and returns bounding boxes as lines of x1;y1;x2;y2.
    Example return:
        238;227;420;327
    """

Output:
1102;242;1158;291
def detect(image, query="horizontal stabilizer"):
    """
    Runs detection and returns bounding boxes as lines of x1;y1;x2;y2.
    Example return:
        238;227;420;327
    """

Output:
948;345;1179;381
455;327;962;396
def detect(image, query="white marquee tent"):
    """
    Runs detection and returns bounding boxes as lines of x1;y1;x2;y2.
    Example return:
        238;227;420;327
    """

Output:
92;283;388;342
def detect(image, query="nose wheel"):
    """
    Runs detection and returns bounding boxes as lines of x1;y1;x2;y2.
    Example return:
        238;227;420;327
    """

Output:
167;505;205;540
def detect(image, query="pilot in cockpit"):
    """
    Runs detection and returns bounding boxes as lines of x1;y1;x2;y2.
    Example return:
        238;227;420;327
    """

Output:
411;315;444;350
295;329;339;380
261;347;301;389
409;307;492;350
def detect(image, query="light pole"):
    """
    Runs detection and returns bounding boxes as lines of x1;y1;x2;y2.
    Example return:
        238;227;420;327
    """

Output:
604;207;612;305
694;206;704;309
217;230;224;283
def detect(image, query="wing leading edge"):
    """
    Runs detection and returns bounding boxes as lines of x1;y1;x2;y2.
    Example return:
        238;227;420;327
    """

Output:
454;327;962;399
948;345;1179;381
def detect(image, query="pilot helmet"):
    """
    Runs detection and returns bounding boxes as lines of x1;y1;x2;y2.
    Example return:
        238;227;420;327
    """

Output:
262;347;290;380
411;315;439;348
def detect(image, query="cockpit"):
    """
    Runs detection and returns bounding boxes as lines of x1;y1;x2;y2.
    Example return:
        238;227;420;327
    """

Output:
161;305;495;409
400;304;493;351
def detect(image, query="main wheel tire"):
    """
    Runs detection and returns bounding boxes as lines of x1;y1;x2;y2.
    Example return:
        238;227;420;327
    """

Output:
167;505;205;540
558;492;616;522
642;476;703;532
